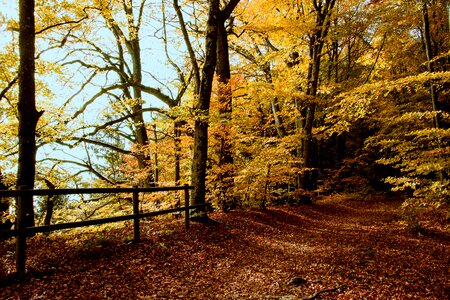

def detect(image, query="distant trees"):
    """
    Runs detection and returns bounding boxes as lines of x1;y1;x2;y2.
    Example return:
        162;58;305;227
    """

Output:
324;0;450;208
225;0;449;207
229;0;339;202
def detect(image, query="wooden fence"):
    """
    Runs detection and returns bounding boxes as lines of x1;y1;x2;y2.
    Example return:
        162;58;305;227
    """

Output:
0;185;207;276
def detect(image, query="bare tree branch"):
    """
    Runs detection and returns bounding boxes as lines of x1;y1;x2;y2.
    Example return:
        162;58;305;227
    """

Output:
77;107;166;138
72;137;132;155
174;0;200;92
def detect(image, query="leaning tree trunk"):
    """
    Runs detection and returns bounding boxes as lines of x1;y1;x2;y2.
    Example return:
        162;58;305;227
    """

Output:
422;0;441;129
17;0;42;228
130;33;154;186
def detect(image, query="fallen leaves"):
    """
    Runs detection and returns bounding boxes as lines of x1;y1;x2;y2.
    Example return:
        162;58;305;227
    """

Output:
1;193;449;299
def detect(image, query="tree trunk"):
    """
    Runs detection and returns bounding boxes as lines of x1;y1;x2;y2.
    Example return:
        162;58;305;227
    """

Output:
422;0;441;128
126;1;154;187
214;8;236;212
328;40;339;83
43;198;54;227
264;62;288;138
17;0;41;228
43;179;56;226
174;121;182;185
152;124;159;183
102;1;155;187
298;0;336;193
422;0;445;181
190;0;220;214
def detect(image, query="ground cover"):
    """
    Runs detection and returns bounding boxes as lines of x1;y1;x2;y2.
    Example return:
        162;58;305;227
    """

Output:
1;193;449;299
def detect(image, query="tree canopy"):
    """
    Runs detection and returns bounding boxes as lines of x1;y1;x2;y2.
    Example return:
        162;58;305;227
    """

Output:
0;0;449;226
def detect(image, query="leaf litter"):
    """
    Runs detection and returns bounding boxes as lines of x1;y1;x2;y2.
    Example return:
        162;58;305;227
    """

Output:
1;193;449;299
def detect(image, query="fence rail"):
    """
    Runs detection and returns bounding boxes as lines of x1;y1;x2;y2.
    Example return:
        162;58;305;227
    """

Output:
0;185;207;276
0;185;192;197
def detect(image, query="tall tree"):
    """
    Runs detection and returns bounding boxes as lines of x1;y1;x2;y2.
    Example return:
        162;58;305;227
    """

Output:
17;0;42;227
189;0;220;213
422;0;441;129
299;0;336;191
174;0;221;211
213;0;240;211
75;0;157;186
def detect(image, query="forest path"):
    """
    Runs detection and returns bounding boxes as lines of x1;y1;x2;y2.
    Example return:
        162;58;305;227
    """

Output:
1;193;449;299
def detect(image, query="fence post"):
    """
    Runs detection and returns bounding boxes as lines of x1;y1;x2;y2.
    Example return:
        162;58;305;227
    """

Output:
184;184;190;230
15;186;27;277
132;186;140;243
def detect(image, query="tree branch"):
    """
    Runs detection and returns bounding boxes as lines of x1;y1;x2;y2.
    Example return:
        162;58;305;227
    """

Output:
78;107;166;138
35;7;90;35
0;76;18;102
222;0;241;20
174;0;200;92
71;137;132;155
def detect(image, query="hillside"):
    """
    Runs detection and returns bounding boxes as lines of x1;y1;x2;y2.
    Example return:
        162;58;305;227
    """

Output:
1;193;449;299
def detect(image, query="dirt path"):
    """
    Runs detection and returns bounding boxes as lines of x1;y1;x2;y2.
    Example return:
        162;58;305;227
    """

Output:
1;194;449;299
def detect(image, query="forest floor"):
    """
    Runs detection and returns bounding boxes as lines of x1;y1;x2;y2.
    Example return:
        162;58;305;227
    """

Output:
1;192;449;299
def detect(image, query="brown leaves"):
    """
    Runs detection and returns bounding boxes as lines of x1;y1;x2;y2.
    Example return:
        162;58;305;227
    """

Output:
1;194;449;299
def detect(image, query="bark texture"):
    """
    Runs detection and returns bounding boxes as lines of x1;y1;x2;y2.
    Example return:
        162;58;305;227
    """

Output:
213;0;240;211
190;0;220;211
17;0;42;228
298;0;336;192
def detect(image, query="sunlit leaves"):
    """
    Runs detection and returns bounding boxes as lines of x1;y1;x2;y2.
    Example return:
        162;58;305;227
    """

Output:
324;71;450;135
326;68;450;207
